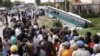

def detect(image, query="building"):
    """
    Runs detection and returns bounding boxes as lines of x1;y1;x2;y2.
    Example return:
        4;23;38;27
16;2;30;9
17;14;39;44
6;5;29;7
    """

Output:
69;0;100;15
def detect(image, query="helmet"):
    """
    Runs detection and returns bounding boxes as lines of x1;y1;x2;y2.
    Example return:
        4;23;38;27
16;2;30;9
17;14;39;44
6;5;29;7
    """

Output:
10;45;18;52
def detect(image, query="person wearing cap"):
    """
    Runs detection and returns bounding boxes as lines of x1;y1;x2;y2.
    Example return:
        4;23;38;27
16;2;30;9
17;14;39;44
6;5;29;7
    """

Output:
72;40;90;56
10;45;19;56
61;41;73;56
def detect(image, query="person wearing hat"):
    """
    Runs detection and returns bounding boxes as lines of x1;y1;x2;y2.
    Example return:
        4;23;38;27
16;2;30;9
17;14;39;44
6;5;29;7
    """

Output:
61;41;73;56
10;45;19;56
72;40;90;56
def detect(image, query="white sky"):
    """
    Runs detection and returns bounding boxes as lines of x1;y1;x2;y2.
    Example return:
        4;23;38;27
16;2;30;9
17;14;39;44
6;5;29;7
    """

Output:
11;0;92;3
11;0;54;3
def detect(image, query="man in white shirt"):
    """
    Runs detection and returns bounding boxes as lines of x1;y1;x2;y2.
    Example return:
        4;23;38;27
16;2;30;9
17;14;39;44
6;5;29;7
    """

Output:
15;25;21;37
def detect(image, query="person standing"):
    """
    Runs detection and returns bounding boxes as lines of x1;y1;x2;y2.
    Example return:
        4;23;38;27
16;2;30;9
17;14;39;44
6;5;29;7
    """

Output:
10;45;19;56
61;41;73;56
26;35;34;56
3;23;12;39
72;40;90;56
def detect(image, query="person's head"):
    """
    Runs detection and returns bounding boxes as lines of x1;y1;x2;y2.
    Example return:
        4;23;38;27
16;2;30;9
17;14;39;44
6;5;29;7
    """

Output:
70;43;78;51
11;30;15;36
96;44;100;53
78;37;84;42
10;45;18;54
62;41;70;49
28;35;33;42
17;33;24;42
54;38;59;43
76;40;84;48
39;30;42;34
68;30;71;35
16;25;20;28
92;34;100;44
86;32;92;38
42;33;48;41
73;30;79;36
40;41;48;50
50;28;54;33
0;43;3;52
4;35;8;41
42;25;45;29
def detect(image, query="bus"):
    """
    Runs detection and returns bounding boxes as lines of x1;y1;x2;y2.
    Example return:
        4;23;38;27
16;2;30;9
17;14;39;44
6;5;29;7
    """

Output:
46;6;92;28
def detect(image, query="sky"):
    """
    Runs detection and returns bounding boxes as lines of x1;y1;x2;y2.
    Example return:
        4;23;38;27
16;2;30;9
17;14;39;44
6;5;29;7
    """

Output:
11;0;54;3
11;0;92;3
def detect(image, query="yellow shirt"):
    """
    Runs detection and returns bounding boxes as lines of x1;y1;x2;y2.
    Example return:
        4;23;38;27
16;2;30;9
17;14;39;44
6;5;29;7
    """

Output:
61;49;73;56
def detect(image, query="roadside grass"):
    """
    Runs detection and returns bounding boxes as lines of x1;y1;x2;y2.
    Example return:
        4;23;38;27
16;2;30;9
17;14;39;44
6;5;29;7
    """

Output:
38;16;53;28
78;18;100;36
38;16;100;36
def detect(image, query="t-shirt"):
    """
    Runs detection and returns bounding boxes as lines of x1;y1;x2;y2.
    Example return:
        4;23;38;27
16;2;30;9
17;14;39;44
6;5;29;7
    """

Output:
15;28;21;36
10;36;17;45
61;49;73;56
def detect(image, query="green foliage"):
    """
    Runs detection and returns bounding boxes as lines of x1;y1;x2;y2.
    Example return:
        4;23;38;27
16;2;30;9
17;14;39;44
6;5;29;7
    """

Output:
13;1;21;6
35;0;41;5
53;20;62;28
0;0;3;5
3;0;12;8
81;13;100;18
58;0;70;10
41;2;54;6
78;18;100;36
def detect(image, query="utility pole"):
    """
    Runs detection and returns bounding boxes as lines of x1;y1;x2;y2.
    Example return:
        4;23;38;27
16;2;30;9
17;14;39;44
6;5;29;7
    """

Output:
65;0;67;11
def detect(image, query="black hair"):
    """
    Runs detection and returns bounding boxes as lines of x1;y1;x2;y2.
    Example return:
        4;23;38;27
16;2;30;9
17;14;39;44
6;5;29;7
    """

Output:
92;35;100;44
50;28;54;33
85;37;91;44
11;30;15;36
86;32;92;37
68;30;71;35
54;38;59;43
78;37;84;42
17;33;24;42
28;35;33;41
43;33;48;41
39;30;42;34
42;25;45;29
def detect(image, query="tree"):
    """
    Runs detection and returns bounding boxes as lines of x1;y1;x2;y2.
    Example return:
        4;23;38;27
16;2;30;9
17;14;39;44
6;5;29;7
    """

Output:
53;20;62;28
13;1;21;6
3;0;12;8
35;0;41;5
0;0;3;5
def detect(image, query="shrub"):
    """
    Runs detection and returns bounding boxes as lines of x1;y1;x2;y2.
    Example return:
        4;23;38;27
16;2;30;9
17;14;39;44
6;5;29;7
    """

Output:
53;20;62;28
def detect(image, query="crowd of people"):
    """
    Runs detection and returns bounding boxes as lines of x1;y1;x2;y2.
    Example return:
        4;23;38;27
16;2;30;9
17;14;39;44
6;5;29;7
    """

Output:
0;9;100;56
